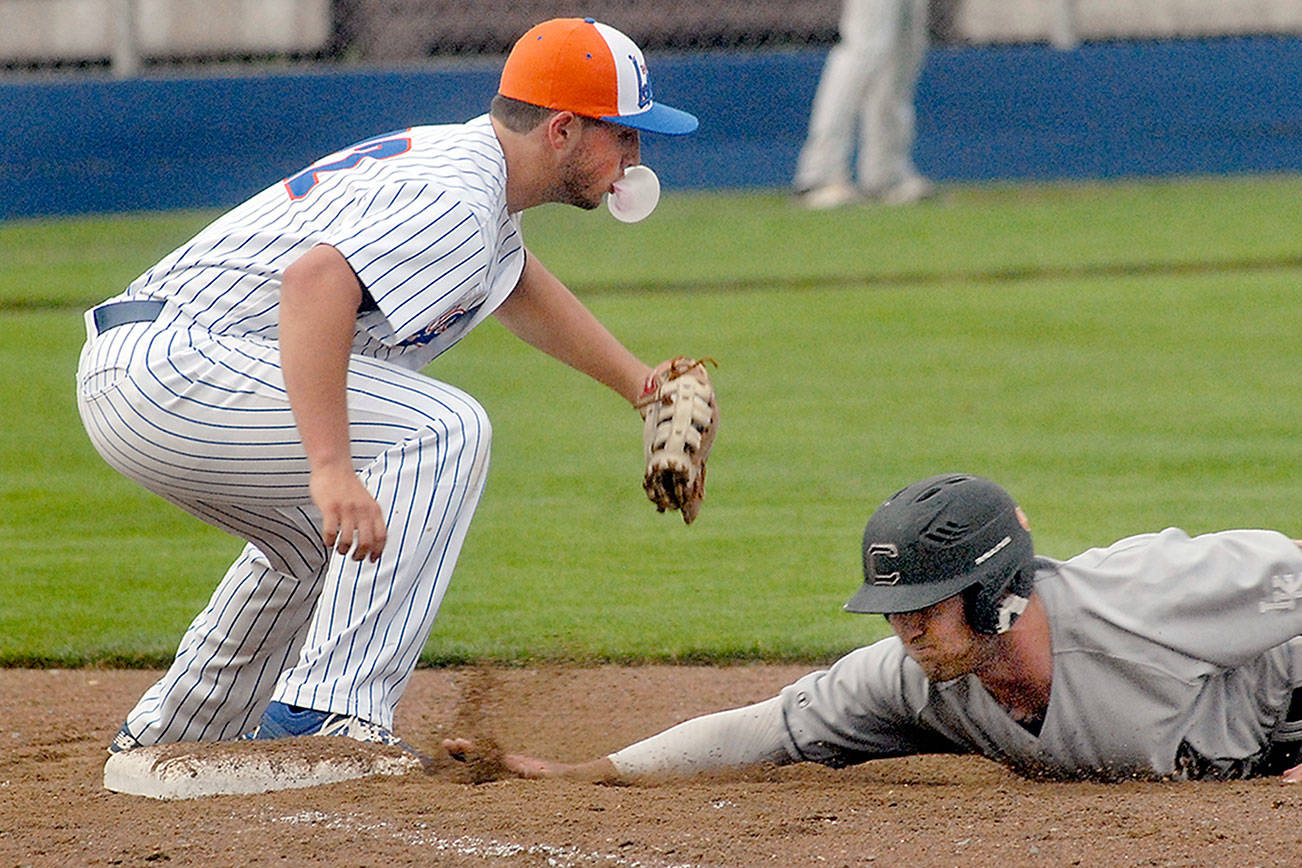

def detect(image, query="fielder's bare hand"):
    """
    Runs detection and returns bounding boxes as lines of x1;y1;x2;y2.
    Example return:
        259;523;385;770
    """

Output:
310;461;387;562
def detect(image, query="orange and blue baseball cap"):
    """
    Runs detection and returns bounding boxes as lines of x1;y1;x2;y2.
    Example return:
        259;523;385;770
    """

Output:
499;17;698;136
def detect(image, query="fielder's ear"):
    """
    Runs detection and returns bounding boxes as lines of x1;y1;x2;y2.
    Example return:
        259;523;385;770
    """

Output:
543;111;584;153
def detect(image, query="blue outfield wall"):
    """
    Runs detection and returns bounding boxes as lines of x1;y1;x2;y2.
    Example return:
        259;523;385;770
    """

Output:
2;35;1301;218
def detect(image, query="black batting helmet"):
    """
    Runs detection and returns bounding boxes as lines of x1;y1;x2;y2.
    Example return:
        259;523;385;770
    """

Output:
843;474;1035;634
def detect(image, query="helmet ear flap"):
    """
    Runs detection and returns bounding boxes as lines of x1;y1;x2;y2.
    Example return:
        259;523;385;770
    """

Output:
961;584;989;634
962;565;1034;635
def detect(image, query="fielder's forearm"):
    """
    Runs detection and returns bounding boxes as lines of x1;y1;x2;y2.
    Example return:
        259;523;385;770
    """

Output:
606;697;792;778
494;250;650;404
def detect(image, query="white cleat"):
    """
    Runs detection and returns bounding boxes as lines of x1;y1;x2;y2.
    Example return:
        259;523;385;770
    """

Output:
793;181;861;210
876;175;936;206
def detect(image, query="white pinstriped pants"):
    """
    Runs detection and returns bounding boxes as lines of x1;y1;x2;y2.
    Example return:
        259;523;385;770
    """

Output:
793;0;929;193
76;316;491;743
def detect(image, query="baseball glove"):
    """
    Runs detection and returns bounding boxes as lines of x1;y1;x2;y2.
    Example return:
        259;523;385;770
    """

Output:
636;357;718;524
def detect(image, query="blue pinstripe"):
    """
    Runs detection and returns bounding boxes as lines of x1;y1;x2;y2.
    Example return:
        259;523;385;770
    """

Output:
78;115;521;744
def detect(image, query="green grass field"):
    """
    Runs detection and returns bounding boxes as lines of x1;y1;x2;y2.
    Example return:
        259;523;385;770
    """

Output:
2;176;1299;666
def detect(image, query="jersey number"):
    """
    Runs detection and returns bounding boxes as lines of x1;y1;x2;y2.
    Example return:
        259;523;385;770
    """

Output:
284;133;412;200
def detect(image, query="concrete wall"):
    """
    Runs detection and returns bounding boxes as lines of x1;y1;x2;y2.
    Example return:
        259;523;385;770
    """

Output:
957;0;1302;44
0;0;331;62
4;0;1302;65
329;0;1302;61
3;35;1301;218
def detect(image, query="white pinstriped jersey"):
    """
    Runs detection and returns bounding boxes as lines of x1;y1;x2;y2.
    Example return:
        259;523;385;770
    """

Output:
111;114;524;370
79;113;526;741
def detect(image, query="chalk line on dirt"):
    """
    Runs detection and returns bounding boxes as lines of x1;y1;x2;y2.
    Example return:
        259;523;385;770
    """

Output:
267;809;698;868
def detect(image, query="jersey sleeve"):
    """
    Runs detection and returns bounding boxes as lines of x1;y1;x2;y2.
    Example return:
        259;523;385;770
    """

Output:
325;185;492;346
777;638;964;767
1060;528;1302;668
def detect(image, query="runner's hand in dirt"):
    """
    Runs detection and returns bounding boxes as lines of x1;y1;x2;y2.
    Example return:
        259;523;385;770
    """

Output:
442;737;619;782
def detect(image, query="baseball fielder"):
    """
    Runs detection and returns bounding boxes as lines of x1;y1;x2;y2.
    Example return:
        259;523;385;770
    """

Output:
447;474;1302;782
78;18;708;755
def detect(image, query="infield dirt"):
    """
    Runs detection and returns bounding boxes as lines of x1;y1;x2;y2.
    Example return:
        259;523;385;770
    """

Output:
3;665;1300;866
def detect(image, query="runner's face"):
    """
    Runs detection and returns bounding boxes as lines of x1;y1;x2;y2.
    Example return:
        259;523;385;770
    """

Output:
886;595;997;682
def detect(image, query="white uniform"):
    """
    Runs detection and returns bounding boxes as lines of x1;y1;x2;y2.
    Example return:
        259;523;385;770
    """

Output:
77;115;523;743
793;0;929;196
611;529;1302;780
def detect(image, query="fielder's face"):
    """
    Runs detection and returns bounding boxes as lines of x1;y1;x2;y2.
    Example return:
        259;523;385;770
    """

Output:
556;118;641;210
886;595;999;683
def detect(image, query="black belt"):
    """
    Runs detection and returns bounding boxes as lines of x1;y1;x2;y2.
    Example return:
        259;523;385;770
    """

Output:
1287;687;1302;723
92;299;166;335
1256;686;1302;777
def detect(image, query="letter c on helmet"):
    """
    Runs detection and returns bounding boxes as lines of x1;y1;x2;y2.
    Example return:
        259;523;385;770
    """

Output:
867;543;901;585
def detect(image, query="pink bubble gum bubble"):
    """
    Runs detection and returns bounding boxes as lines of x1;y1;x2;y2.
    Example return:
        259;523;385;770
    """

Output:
606;165;661;223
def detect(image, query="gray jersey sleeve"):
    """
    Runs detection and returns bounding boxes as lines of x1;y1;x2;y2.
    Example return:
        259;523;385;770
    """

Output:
605;639;963;776
776;639;964;767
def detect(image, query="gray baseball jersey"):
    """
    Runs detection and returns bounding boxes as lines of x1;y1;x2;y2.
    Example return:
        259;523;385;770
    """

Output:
77;115;522;745
779;528;1302;780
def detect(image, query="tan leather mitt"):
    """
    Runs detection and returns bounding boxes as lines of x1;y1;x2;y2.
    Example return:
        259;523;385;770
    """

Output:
636;357;718;524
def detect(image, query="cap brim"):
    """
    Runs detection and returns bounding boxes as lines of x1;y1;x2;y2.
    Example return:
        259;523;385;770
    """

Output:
602;102;698;135
843;571;974;615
